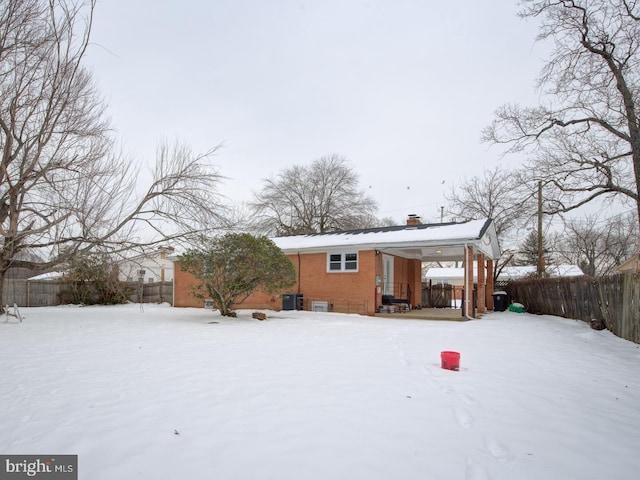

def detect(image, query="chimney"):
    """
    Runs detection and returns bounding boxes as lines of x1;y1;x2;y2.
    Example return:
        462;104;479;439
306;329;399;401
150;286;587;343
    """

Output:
406;214;422;225
157;245;175;259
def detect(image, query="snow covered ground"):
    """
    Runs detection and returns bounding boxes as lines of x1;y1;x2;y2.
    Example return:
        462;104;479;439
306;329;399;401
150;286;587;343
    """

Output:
1;304;639;480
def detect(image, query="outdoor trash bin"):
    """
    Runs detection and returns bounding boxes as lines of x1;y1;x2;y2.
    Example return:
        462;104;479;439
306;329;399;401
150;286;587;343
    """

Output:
492;291;508;312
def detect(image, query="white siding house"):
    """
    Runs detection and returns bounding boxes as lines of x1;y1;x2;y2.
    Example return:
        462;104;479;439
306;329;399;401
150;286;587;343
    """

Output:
424;265;486;286
117;247;175;283
425;264;583;285
498;265;583;280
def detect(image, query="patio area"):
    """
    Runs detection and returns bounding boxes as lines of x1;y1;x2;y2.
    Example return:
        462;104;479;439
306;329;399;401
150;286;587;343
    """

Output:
375;307;472;321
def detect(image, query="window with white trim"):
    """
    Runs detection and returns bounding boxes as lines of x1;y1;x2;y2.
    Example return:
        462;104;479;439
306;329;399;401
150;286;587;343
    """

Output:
327;252;358;272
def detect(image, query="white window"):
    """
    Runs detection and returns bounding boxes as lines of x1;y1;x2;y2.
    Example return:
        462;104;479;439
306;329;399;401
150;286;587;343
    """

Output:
327;252;358;272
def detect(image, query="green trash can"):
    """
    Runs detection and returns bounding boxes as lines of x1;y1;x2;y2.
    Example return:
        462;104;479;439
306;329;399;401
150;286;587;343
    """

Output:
509;303;525;313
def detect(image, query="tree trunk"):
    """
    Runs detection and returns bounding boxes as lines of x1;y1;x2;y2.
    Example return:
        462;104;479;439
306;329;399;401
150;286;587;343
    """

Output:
0;265;8;312
633;145;640;239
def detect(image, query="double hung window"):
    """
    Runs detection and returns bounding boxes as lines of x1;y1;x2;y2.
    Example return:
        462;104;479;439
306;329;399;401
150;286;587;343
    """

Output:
328;252;358;272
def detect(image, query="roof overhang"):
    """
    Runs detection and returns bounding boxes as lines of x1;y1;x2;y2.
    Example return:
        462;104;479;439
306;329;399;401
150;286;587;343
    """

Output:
273;218;501;262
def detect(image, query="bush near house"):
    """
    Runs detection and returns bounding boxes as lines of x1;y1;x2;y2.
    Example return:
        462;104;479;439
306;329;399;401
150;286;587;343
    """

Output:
178;233;296;316
62;253;132;305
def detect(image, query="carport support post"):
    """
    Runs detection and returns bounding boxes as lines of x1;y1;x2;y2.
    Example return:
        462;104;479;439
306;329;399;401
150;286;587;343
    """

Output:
486;259;494;310
464;245;475;318
477;253;486;314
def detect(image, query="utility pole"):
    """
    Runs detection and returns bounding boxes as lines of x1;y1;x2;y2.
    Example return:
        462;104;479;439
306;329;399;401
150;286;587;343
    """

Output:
440;206;444;223
537;180;545;276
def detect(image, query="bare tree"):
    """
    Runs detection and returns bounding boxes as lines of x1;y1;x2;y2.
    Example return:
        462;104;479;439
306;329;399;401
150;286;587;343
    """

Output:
250;154;378;235
0;1;226;305
555;212;638;275
445;166;536;275
483;0;640;232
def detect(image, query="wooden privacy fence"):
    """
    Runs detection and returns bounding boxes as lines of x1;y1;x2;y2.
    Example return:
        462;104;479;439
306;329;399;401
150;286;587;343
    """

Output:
422;283;463;308
506;273;640;344
2;280;173;307
125;281;174;305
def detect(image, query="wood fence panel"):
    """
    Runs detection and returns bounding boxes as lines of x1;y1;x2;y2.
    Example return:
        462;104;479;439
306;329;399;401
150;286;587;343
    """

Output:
2;280;27;306
621;274;639;343
3;280;66;307
127;281;173;305
26;280;64;307
507;273;640;344
3;280;173;307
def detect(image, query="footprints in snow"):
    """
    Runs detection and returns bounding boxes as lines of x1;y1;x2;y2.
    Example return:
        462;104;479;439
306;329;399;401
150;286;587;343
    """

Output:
464;438;515;480
390;333;515;476
465;458;491;480
454;406;474;429
420;362;515;477
484;437;516;464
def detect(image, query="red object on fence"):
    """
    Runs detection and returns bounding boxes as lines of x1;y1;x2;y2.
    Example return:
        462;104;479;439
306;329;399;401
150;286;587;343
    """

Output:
441;351;460;371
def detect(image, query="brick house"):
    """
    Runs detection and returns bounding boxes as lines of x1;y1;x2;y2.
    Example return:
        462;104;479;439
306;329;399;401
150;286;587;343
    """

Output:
173;216;500;317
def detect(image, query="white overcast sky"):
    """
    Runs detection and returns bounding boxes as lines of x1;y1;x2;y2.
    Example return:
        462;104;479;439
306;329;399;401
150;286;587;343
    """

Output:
86;0;547;224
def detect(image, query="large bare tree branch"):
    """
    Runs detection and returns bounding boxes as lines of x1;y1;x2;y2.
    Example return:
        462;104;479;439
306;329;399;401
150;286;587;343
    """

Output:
484;0;640;230
0;1;228;304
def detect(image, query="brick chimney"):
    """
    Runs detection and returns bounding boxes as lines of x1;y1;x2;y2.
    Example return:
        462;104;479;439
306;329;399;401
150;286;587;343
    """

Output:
406;214;422;225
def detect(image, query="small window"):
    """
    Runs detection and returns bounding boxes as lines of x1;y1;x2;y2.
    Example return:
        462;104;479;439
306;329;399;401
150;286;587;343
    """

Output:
345;253;358;270
327;252;358;272
329;254;342;271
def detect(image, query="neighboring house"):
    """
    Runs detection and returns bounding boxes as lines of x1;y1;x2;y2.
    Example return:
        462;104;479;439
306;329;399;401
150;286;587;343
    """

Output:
497;264;584;281
117;246;175;283
424;265;487;286
615;253;640;273
426;264;583;286
173;216;501;317
423;265;488;308
424;263;583;309
27;271;66;281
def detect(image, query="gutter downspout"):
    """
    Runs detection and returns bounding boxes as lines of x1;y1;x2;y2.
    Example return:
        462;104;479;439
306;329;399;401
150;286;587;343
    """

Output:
297;252;301;295
464;243;474;321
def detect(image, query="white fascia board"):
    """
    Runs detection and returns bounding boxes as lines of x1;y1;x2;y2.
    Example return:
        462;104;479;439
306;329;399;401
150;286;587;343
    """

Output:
279;238;485;257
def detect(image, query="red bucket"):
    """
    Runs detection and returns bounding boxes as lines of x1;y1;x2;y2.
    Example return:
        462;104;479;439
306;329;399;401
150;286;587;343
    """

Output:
441;351;460;371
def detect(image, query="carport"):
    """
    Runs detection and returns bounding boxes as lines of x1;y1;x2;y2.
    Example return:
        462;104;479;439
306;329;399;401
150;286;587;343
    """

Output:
273;217;501;318
368;217;501;318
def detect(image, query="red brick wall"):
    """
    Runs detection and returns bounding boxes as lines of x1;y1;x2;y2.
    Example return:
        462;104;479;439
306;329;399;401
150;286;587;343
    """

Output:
173;250;421;316
173;262;203;308
173;262;284;310
390;256;422;306
294;251;377;315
